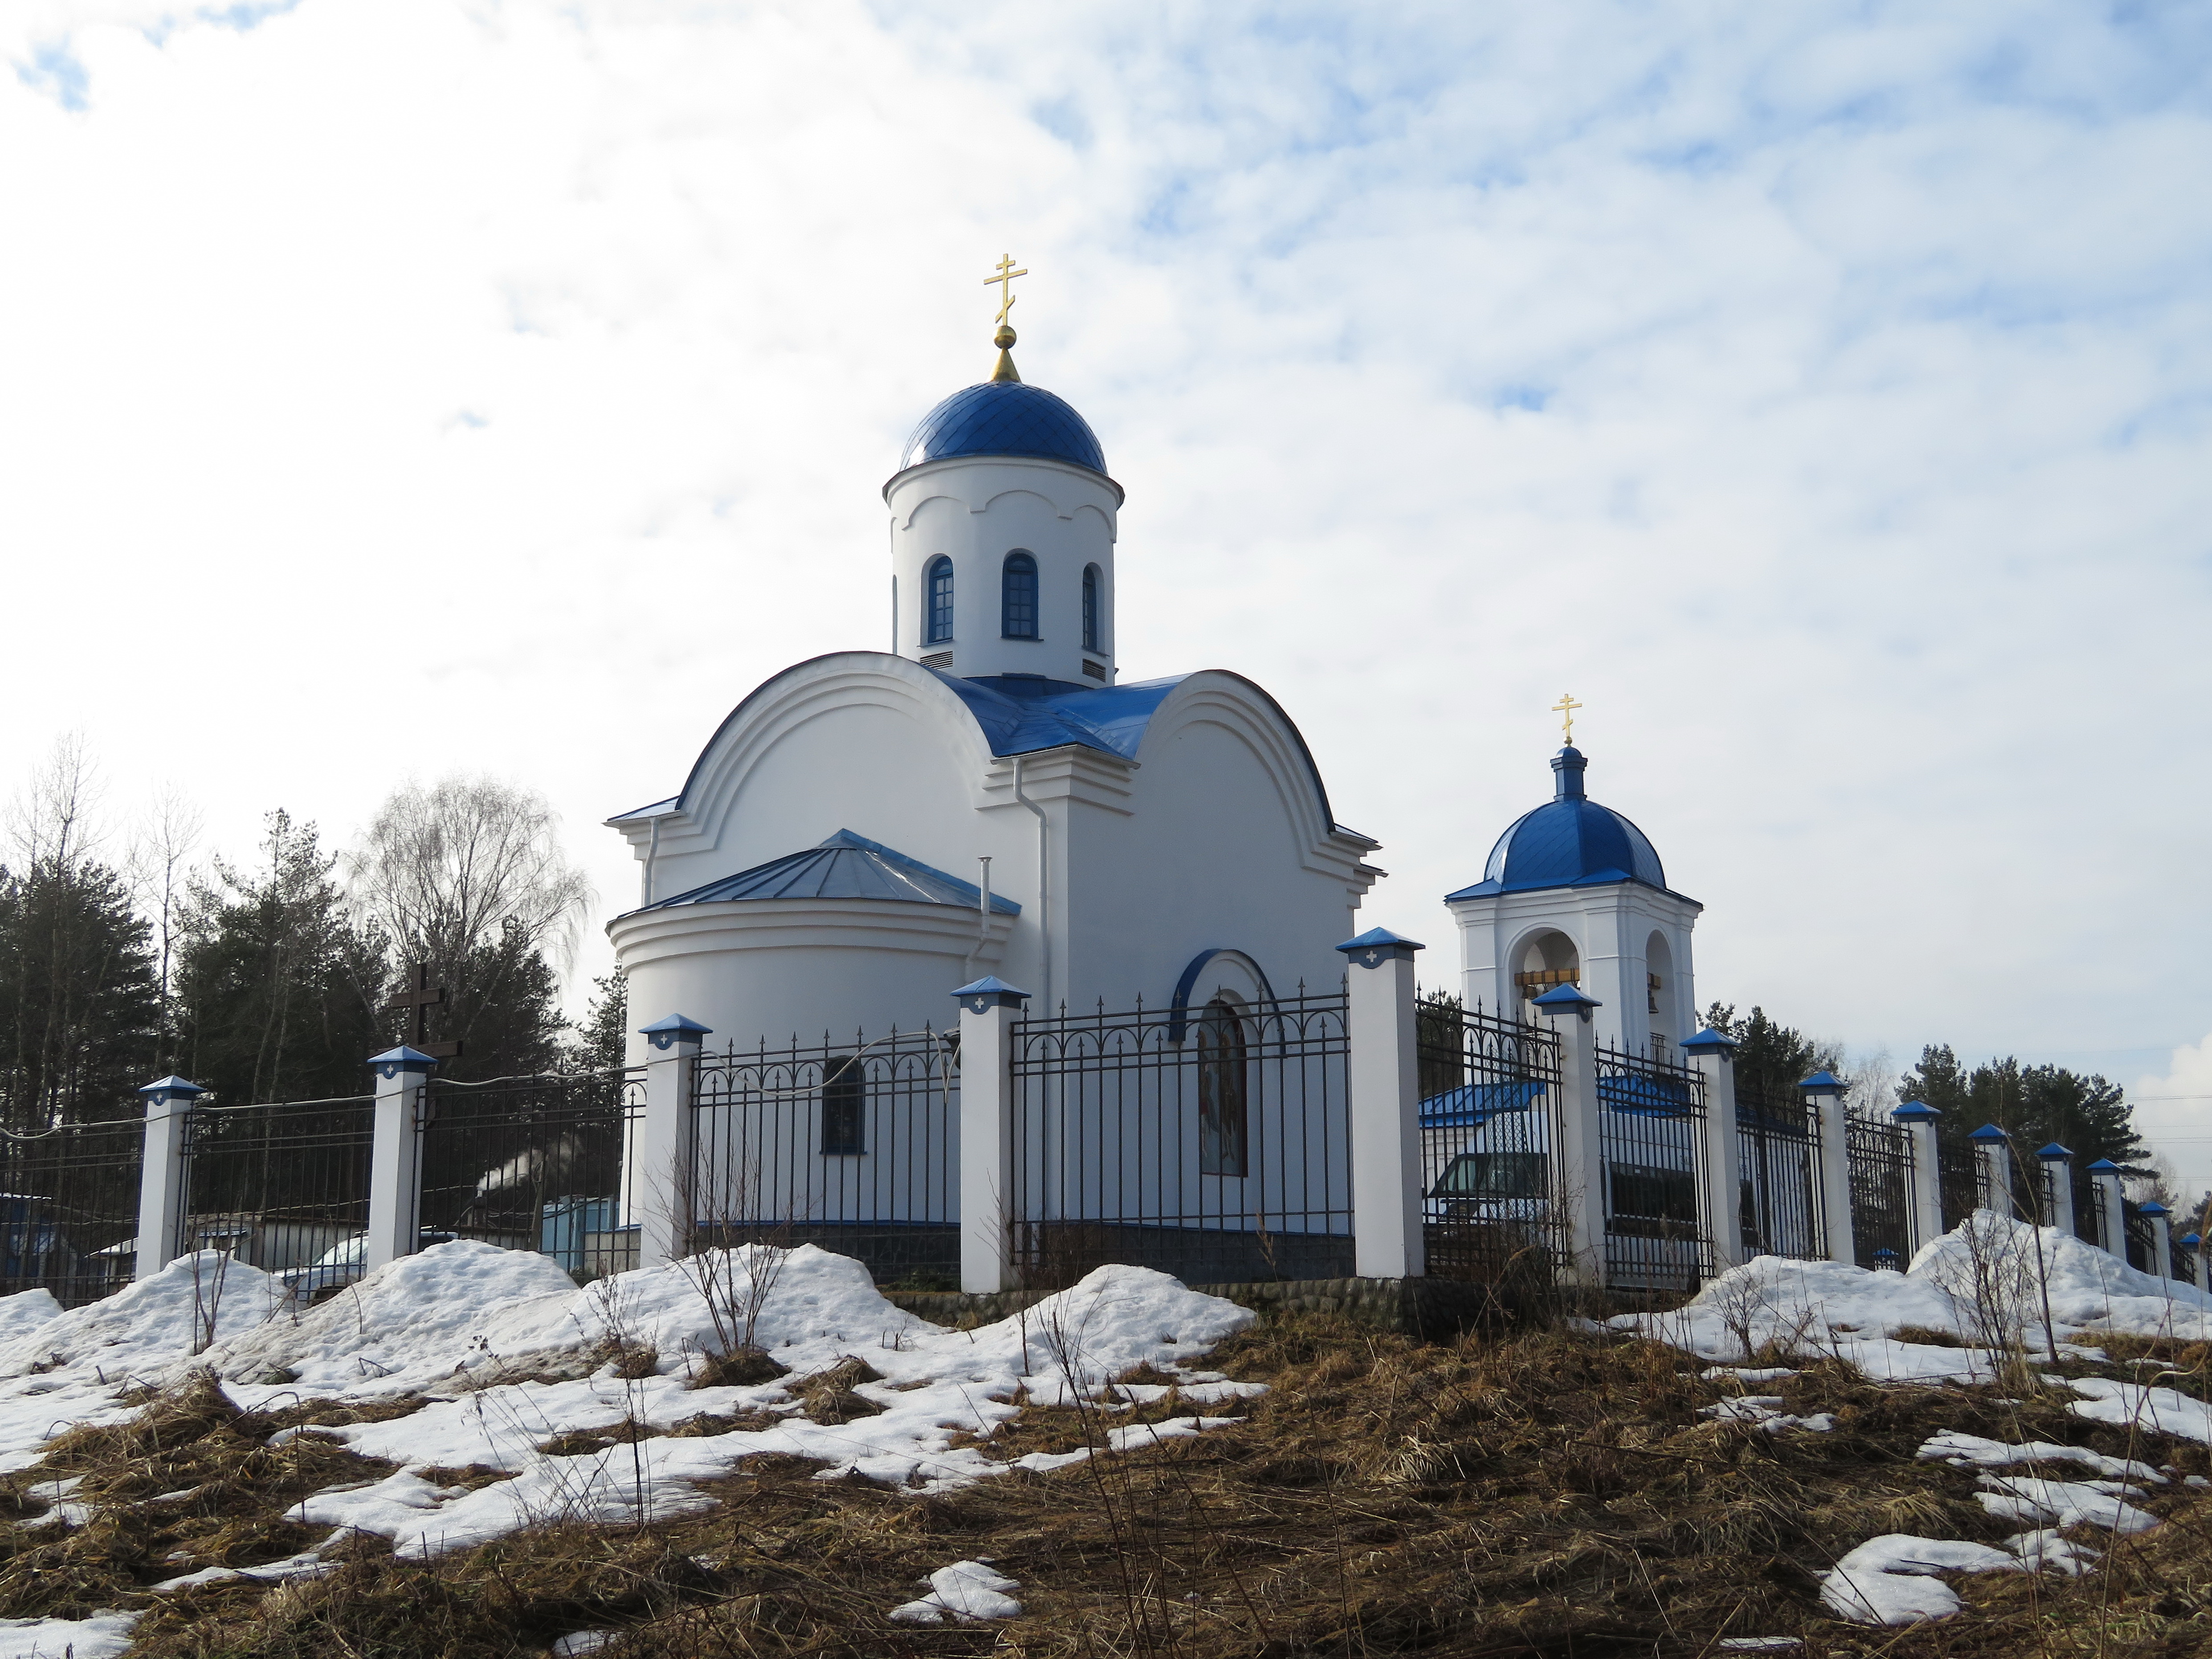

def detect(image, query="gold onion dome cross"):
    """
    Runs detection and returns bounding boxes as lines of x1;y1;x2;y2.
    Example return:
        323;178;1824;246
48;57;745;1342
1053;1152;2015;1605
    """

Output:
986;253;1027;382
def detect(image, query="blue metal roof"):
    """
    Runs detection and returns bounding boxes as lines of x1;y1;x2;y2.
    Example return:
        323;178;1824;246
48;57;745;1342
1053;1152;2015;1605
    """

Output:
1419;1079;1550;1127
638;830;1022;915
933;671;1185;761
1445;748;1673;901
899;381;1107;477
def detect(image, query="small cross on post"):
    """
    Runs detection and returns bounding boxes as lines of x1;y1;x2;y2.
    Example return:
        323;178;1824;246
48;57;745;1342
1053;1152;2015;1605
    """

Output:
1552;692;1582;747
984;253;1028;327
380;962;464;1061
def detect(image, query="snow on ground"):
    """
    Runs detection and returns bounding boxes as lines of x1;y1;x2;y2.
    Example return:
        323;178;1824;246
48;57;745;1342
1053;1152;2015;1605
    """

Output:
0;1244;1262;1566
1630;1216;2212;1626
889;1560;1023;1623
1625;1214;2212;1378
0;1611;140;1659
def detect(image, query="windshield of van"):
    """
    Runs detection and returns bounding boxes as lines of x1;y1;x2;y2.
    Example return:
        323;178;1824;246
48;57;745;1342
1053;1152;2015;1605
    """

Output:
1430;1151;1548;1199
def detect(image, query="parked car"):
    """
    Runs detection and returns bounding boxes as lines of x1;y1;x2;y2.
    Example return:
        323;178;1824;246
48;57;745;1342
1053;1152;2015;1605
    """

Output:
279;1230;457;1300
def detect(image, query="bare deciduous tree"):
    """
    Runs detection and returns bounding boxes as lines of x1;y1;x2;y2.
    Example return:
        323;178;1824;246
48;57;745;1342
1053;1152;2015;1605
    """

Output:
346;776;593;976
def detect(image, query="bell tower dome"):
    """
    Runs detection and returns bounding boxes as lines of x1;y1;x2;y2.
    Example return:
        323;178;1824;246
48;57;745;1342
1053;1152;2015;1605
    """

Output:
884;271;1122;689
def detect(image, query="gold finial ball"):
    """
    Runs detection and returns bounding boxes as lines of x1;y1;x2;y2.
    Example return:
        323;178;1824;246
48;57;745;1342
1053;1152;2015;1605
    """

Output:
994;324;1017;349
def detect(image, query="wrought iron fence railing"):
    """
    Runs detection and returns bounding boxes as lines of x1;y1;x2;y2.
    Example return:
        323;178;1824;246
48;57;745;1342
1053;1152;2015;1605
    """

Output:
2122;1202;2155;1275
1846;1113;1914;1268
419;1069;644;1280
0;1116;143;1308
1598;1039;1713;1292
1415;994;1563;1289
183;1093;376;1293
1737;1082;1825;1261
689;1029;959;1285
1008;992;1351;1287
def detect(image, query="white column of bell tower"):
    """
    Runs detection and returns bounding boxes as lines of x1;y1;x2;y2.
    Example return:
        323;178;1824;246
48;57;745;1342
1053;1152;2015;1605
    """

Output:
884;454;1122;686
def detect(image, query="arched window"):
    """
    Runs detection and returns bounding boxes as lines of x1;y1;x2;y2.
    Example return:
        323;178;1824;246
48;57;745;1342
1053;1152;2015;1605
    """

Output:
1082;564;1101;653
1000;551;1038;640
925;557;954;645
1197;998;1249;1177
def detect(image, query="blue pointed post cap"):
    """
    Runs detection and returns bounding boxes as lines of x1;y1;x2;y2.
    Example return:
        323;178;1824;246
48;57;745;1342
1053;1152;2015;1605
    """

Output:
1335;927;1423;968
1800;1071;1845;1098
2085;1158;2121;1172
2140;1201;2171;1218
952;976;1030;1013
1530;982;1601;1018
368;1045;438;1080
639;1013;713;1052
2037;1142;2073;1161
1681;1027;1739;1054
2180;1233;2202;1249
1969;1123;2008;1144
1891;1100;1939;1121
137;1075;207;1101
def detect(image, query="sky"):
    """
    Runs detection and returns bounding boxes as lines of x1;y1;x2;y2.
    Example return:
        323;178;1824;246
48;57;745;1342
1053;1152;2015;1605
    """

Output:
4;1;2210;1194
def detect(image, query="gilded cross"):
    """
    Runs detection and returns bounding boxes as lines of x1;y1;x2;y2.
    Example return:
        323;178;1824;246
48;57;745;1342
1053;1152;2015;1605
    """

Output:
1552;693;1582;746
984;254;1028;326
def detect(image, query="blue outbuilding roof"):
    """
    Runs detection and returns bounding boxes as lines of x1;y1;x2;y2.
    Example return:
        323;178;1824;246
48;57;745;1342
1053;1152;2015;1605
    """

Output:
1446;748;1677;901
898;381;1108;478
1418;1079;1550;1128
638;830;1022;915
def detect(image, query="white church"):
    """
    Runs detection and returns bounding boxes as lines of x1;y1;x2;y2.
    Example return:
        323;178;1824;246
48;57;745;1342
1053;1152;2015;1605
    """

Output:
602;285;1697;1064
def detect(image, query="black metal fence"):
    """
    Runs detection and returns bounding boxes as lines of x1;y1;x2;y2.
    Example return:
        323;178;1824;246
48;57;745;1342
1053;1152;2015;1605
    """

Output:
1846;1114;1914;1268
690;1029;959;1285
184;1095;375;1285
1009;992;1351;1287
1598;1040;1712;1292
2082;1180;2110;1253
419;1070;643;1279
1737;1082;1825;1260
1416;994;1563;1289
0;1116;142;1307
2122;1202;2154;1274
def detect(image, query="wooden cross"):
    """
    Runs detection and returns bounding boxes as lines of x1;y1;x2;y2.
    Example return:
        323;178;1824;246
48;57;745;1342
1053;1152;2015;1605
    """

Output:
984;253;1028;326
381;961;464;1060
1552;692;1582;746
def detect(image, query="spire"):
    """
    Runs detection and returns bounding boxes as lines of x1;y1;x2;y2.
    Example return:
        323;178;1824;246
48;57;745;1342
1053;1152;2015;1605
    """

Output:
984;253;1027;383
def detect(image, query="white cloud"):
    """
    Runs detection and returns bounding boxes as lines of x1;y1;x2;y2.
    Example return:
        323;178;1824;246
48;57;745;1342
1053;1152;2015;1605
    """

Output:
2134;1037;2212;1206
2;0;2209;1083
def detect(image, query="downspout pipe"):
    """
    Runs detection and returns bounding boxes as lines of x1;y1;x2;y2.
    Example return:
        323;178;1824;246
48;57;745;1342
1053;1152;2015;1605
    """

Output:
1013;757;1050;1013
644;816;662;907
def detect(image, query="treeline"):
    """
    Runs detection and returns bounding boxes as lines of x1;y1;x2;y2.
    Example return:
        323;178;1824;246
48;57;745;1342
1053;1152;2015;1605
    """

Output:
1704;1001;2160;1205
0;740;624;1134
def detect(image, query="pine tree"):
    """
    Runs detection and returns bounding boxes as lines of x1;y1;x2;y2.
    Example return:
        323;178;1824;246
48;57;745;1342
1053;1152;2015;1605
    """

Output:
1701;1003;1842;1112
566;967;629;1075
1899;1043;2143;1178
0;857;160;1131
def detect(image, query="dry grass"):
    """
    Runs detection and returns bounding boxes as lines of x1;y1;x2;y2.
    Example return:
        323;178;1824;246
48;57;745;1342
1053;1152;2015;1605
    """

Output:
4;1318;2210;1656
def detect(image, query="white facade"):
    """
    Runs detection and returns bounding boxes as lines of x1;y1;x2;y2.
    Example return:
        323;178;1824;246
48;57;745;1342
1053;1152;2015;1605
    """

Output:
888;455;1120;686
1449;883;1701;1057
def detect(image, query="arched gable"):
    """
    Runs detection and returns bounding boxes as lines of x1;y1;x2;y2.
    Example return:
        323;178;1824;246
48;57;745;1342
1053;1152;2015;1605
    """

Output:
1134;671;1345;869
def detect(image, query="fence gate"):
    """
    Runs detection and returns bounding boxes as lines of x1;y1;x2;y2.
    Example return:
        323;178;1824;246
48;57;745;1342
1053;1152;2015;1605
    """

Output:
1416;995;1564;1289
0;1117;142;1307
1846;1114;1914;1267
182;1096;375;1292
417;1071;643;1279
1598;1042;1714;1292
689;1028;959;1284
1737;1083;1826;1261
1009;993;1351;1287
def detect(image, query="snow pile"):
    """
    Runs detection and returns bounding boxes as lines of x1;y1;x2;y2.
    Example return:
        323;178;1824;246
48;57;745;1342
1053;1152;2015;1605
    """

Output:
0;1243;1261;1563
889;1560;1023;1623
1818;1534;2023;1624
2065;1377;2212;1447
1627;1214;2212;1376
0;1611;140;1659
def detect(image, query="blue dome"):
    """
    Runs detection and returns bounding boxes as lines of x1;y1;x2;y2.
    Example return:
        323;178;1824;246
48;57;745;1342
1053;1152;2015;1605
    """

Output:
899;380;1107;476
1445;748;1669;899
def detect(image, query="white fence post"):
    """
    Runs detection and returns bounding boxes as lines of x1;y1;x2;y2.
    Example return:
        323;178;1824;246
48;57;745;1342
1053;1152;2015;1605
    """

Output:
2143;1202;2173;1282
2086;1158;2126;1256
635;1014;711;1270
2036;1143;2076;1238
953;976;1026;1294
365;1046;435;1271
1681;1028;1742;1276
1970;1124;2012;1218
135;1075;204;1275
1533;982;1605;1288
1803;1072;1855;1266
1337;929;1424;1281
1893;1100;1944;1258
2180;1230;2204;1288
